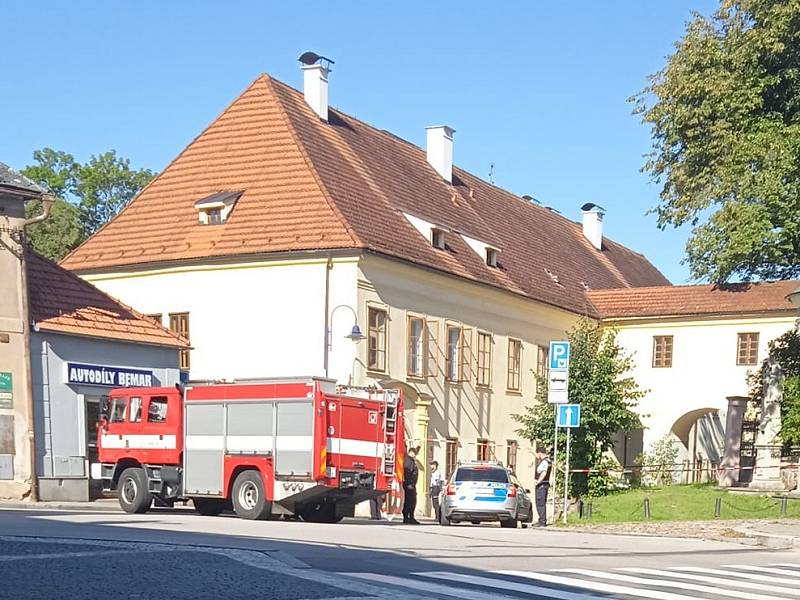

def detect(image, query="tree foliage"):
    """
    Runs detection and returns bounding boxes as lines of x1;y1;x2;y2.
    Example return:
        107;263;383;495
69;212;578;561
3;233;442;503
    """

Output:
21;148;153;261
634;0;800;282
513;320;644;497
749;326;800;450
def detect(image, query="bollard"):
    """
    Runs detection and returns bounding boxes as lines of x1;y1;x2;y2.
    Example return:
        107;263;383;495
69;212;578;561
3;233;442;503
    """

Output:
587;500;593;520
714;497;721;518
643;497;651;520
578;499;584;519
781;496;788;516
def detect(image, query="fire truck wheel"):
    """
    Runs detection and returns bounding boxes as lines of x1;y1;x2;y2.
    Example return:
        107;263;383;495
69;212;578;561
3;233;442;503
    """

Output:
117;467;152;514
231;470;272;520
193;498;225;516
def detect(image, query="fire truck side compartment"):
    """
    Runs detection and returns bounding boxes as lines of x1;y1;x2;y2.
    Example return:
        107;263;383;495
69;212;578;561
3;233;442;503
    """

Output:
274;401;313;476
184;402;225;495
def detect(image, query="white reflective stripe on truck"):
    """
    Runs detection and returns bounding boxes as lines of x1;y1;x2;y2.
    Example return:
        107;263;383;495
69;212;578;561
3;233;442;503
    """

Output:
327;437;385;458
184;435;313;452
100;434;177;450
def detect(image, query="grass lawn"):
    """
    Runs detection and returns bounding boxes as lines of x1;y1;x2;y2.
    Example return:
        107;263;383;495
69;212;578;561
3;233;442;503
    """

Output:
568;484;800;524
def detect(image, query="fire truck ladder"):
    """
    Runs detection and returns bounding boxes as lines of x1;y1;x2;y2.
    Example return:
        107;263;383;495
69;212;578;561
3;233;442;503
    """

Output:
382;390;400;477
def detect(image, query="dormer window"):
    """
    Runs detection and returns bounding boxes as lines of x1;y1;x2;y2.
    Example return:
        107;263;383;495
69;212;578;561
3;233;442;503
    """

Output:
207;208;223;225
432;228;446;250
486;247;498;267
194;190;242;225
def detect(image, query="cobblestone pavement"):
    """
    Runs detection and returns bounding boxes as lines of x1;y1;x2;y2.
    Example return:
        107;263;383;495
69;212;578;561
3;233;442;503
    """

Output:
571;518;800;542
0;536;396;600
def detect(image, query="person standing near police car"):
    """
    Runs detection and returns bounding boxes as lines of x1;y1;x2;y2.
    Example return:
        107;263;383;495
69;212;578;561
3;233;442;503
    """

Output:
429;460;444;522
402;446;420;524
533;446;551;527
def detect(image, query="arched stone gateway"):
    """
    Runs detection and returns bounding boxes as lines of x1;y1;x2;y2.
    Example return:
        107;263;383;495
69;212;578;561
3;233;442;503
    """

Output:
668;407;725;483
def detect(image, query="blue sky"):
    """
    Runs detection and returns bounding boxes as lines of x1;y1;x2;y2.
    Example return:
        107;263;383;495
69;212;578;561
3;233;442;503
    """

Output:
1;1;718;283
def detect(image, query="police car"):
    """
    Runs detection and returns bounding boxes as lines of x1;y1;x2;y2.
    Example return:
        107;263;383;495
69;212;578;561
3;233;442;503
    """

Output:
438;461;533;528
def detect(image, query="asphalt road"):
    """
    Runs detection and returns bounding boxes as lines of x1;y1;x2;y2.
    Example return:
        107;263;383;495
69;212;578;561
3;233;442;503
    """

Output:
1;506;799;599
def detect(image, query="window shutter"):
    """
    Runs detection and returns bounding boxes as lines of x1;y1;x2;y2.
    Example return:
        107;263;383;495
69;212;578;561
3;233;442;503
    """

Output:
460;328;474;382
426;320;440;377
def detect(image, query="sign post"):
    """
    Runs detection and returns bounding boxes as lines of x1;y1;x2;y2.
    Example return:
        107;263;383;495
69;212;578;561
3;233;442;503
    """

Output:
548;341;570;524
557;403;581;524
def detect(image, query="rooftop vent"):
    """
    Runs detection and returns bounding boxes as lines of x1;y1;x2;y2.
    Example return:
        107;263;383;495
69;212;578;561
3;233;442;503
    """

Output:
298;51;335;121
581;202;605;250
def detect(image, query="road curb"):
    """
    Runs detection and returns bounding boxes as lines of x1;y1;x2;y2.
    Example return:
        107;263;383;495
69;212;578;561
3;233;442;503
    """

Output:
0;500;123;512
731;527;796;549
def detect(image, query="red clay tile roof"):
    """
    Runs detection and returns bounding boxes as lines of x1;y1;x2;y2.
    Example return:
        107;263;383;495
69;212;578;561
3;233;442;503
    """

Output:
27;249;188;348
62;74;669;315
587;280;800;319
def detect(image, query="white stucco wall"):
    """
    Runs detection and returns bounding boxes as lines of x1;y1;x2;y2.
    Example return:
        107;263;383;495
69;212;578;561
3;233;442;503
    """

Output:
614;315;797;456
82;256;360;384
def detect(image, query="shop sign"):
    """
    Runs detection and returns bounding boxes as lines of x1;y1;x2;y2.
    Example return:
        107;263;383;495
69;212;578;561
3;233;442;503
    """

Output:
66;363;155;388
0;372;12;409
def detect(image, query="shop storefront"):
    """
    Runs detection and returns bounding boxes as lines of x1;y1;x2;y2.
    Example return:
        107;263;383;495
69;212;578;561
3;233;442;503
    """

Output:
31;332;182;501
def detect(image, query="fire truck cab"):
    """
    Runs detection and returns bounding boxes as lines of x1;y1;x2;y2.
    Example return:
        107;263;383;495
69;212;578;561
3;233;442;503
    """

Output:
92;377;403;522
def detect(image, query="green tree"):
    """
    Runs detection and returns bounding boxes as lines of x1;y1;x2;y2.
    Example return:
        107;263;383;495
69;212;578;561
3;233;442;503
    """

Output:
634;0;800;283
513;320;644;497
21;148;153;261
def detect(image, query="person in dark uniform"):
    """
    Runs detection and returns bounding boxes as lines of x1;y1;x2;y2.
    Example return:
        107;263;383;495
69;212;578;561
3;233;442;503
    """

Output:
534;446;551;527
402;446;420;524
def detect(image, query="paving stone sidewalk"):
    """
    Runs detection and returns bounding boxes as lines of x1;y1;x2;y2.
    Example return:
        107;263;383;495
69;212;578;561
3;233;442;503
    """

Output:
569;518;800;546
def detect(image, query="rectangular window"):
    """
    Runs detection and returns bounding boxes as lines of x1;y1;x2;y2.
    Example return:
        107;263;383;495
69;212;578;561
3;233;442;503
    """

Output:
147;396;169;423
445;438;458;478
169;312;190;370
476;332;492;387
207;208;223;225
368;307;388;372
536;345;548;393
737;332;760;366
129;397;143;423
407;316;427;377
652;335;674;368
446;325;462;381
477;439;490;461
507;440;518;474
109;397;127;422
507;339;522;391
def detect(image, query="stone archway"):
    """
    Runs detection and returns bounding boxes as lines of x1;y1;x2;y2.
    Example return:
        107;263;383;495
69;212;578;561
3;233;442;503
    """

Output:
669;407;724;483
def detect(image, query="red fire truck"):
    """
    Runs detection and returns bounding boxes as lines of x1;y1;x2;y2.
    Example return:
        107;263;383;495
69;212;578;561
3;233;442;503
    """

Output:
92;377;404;522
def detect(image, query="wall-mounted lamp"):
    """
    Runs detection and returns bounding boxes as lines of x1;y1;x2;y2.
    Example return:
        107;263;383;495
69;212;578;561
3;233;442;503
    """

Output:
325;304;366;377
788;286;800;311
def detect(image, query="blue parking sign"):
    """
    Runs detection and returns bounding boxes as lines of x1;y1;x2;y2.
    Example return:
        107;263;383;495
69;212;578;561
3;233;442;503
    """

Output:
549;341;570;370
557;404;581;428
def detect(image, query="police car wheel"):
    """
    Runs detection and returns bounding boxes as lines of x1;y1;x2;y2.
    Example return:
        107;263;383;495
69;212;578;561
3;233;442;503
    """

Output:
232;470;272;520
118;468;152;514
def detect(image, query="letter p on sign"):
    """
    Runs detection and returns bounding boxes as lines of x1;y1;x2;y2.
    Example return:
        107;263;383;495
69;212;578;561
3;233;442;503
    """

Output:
549;341;570;371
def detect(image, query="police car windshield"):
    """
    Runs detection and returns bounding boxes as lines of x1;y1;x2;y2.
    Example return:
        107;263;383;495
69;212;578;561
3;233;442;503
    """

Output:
455;467;509;483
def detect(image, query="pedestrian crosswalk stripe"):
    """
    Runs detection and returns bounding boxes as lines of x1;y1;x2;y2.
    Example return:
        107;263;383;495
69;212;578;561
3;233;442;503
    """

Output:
556;568;787;600
497;570;711;600
669;566;800;586
416;571;600;600
620;567;800;596
341;572;519;600
724;564;800;577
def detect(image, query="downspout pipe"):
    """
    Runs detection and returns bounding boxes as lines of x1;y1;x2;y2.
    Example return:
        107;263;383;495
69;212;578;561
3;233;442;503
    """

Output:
19;194;53;501
323;254;333;378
